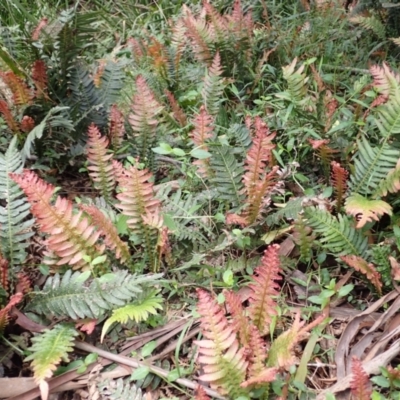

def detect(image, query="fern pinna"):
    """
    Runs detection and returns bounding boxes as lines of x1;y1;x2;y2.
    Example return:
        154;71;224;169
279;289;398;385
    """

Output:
195;244;323;397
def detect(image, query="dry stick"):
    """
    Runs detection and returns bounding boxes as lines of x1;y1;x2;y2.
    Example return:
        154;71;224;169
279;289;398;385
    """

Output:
74;340;226;400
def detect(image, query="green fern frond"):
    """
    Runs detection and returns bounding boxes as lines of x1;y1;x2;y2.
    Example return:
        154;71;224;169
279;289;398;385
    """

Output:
305;207;368;257
25;324;78;383
101;291;163;341
374;159;400;197
349;136;399;196
350;15;386;39
0;137;34;265
26;270;162;320
266;197;305;226
209;145;245;207
201;51;225;116
98;378;145;400
293;216;314;262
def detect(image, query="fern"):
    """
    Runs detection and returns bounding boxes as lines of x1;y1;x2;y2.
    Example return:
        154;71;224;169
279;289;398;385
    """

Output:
209;145;244;207
86;123;115;203
248;244;282;335
293;216;314;262
0;70;32;106
0;100;18;132
350;15;386;39
345;194;392;228
108;104;125;150
266;197;305;226
31;59;48;99
128;75;164;161
201;52;225;116
341;255;382;294
194;288;248;398
305;207;368;257
26;269;162;320
0;137;34;265
10;170;105;270
98;378;145;400
349;135;399;196
374;159;400;197
25;324;78;385
331;161;348;211
22;106;74;162
350;356;373;400
101;290;163;341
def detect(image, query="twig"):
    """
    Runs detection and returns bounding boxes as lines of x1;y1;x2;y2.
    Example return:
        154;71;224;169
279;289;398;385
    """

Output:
74;340;226;399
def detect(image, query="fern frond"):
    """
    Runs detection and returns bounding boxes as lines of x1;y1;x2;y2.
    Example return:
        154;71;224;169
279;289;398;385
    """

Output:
293;216;314;262
370;63;400;98
32;17;49;41
350;15;386;39
165;89;187;127
305;207;368;257
25;324;78;384
182;6;213;63
0;71;32;106
195;385;211;400
349;136;399;196
248;244;282;335
31;60;48;98
80;204;130;262
374;159;400;197
108;104;125;150
191;106;214;178
20;116;35;133
245;324;269;380
209;145;245;207
350;356;373;400
201;52;225;116
0;100;19;132
116;166;160;233
98;378;145;400
10;170;104;270
331;161;348;211
128;75;164;160
194;288;248;398
0;292;23;334
101;291;163;341
223;289;250;347
0;137;34;265
86;123;115;203
266;197;305;226
345;194;392;229
341;255;382;294
26;270;162;320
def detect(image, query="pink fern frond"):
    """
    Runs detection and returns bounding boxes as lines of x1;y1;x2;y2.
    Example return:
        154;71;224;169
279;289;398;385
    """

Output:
195;385;211;400
31;60;48;98
0;100;19;132
248;244;282;335
331;161;348;211
350;356;372;400
31;18;48;41
246;324;269;378
194;289;248;397
86;124;115;202
165;90;187;127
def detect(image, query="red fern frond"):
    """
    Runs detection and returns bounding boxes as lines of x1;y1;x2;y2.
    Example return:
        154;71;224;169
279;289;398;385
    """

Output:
223;289;250;347
243;117;276;194
0;292;23;334
225;213;248;227
245;324;269;379
331;161;348;211
195;385;210;400
93;60;107;88
86;124;115;202
108;104;125;150
157;226;172;266
127;37;145;59
190;105;214;178
350;356;372;400
80;204;130;263
10;170;105;270
128;75;164;157
248;244;282;335
116;166;161;233
308;138;338;177
182;6;213;63
341;255;382;294
32;18;48;41
0;100;19;132
20;115;35;133
0;257;9;295
16;273;31;295
241;366;278;388
165;90;187;127
0;71;32;106
194;289;248;397
148;37;168;78
31;60;48;98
